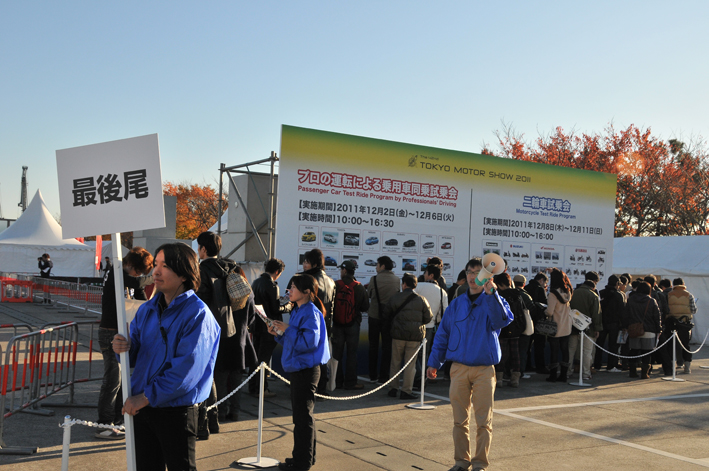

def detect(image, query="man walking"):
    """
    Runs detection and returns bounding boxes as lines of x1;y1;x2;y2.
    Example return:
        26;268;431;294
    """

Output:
427;257;513;471
332;260;369;390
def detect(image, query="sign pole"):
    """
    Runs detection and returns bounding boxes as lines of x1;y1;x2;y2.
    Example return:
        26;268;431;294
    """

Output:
112;233;137;471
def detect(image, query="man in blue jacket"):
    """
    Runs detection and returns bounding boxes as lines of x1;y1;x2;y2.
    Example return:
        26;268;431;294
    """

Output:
427;257;513;471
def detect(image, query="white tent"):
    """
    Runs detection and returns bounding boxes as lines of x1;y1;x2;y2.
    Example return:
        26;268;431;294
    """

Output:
84;240;128;261
613;235;709;344
0;190;95;276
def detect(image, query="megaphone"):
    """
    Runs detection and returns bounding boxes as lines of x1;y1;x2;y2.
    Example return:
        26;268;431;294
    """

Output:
475;253;505;286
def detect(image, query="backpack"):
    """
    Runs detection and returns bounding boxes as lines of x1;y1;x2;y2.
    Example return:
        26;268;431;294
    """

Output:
226;270;251;311
334;279;360;326
500;288;526;337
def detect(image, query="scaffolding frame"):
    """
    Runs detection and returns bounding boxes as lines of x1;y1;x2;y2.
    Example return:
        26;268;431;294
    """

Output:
218;152;278;260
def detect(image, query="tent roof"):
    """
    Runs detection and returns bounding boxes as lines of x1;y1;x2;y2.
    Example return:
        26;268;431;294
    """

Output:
0;190;88;249
613;235;709;276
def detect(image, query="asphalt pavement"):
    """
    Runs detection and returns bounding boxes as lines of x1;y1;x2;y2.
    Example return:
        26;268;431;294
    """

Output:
1;301;708;471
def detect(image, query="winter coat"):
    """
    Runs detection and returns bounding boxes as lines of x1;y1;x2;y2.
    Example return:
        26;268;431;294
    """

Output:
599;285;625;331
569;282;603;336
384;288;432;342
428;291;514;369
366;270;400;320
197;257;238;338
546;288;572;338
623;293;661;334
275;301;330;373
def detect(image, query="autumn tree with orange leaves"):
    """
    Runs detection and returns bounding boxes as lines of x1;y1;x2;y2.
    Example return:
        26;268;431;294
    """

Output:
163;182;227;240
482;123;709;237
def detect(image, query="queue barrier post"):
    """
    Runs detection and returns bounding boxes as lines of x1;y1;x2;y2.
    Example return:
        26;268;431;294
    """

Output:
568;333;591;387
662;332;685;382
406;338;435;410
61;416;72;471
234;364;279;469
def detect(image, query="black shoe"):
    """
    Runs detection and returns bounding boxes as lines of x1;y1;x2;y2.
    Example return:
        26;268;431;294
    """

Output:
226;412;239;422
387;389;398;397
285;458;316;466
344;383;364;390
278;460;311;470
536;367;550;375
400;391;418;400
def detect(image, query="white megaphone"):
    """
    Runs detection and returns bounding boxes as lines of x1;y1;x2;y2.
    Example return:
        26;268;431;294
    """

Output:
475;253;505;286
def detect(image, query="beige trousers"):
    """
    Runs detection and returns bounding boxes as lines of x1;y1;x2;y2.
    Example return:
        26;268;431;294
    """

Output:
449;363;496;470
389;339;420;394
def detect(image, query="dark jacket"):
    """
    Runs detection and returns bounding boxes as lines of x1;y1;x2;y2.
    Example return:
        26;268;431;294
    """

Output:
38;258;53;277
525;279;547;304
599;285;625;331
252;272;291;334
302;267;336;329
101;267;154;330
498;287;526;338
623;293;661;334
384;288;432;342
214;293;258;372
197;257;238;338
335;274;370;325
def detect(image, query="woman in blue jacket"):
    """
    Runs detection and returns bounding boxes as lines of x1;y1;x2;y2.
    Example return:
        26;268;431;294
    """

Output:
269;274;330;471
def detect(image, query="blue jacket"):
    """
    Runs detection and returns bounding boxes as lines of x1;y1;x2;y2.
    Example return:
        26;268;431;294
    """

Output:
428;290;513;369
275;301;330;373
127;290;220;407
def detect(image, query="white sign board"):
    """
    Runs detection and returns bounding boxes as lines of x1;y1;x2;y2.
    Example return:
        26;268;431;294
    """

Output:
56;134;165;239
277;126;617;287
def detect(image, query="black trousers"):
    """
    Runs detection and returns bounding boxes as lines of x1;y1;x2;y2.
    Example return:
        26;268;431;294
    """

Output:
134;404;198;471
290;366;320;467
594;329;620;370
250;330;277;392
532;333;548;371
368;317;392;382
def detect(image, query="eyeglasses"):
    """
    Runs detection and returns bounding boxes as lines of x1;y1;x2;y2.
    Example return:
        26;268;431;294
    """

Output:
466;269;481;276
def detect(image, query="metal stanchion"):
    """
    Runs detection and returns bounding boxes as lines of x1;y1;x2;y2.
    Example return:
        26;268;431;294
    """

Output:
568;333;591;387
234;364;279;468
662;332;685;382
61;416;72;471
407;338;435;410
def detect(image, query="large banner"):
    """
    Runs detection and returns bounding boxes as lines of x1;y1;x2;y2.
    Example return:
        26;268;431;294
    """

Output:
277;125;617;286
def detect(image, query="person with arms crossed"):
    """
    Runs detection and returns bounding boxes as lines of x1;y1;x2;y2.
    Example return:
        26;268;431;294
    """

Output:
426;257;513;471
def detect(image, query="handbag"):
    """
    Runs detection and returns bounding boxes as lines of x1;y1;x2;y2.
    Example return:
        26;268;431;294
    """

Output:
535;317;557;337
627;300;649;338
226;271;252;310
522;308;534;336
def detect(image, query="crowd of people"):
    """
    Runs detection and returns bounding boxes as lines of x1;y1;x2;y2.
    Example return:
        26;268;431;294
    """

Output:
94;240;699;471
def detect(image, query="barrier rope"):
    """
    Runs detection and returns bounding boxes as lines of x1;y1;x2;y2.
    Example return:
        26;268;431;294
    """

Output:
59;418;124;431
206;364;264;412
582;331;676;359
265;342;424;401
675;327;709;355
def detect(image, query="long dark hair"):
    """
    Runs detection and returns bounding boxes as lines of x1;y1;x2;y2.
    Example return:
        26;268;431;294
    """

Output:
549;268;572;301
289;274;325;314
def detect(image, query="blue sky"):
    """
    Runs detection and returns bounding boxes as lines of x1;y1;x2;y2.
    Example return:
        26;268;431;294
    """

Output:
1;1;707;220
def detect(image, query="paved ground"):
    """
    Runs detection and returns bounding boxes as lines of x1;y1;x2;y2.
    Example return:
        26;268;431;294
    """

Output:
1;301;708;470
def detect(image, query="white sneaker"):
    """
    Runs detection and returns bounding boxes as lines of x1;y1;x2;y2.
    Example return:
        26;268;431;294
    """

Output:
95;428;125;440
607;368;622;373
522;374;531;379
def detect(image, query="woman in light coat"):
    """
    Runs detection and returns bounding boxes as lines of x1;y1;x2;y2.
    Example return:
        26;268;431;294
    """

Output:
545;268;573;382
